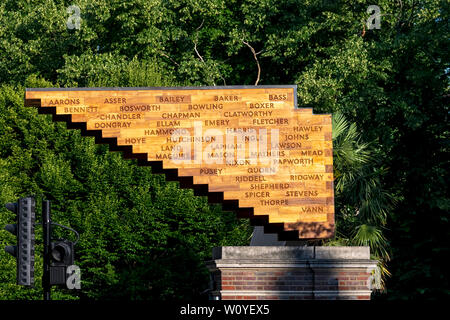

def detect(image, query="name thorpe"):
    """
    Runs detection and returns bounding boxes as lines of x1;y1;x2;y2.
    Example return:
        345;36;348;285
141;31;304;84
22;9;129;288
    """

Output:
179;304;270;317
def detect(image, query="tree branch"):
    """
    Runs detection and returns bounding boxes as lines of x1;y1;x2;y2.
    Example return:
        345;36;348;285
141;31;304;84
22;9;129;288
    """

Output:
193;20;216;86
193;39;205;63
159;51;179;66
242;40;261;86
194;19;205;63
195;19;204;32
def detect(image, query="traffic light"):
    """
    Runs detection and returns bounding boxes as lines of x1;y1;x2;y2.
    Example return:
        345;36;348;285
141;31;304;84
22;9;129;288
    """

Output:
4;197;36;286
42;200;80;298
49;239;74;286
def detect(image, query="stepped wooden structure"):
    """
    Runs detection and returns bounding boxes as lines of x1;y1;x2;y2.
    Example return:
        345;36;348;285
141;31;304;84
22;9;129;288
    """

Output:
25;85;334;240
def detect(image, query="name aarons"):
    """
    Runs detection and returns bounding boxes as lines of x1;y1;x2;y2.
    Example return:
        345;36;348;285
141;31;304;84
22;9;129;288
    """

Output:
48;98;80;105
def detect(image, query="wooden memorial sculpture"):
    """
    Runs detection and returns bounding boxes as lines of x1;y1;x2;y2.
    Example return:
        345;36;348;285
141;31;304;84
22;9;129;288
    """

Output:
25;85;334;240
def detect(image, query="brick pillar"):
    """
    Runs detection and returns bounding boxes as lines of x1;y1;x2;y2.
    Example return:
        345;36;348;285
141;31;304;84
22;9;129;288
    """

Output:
206;246;378;300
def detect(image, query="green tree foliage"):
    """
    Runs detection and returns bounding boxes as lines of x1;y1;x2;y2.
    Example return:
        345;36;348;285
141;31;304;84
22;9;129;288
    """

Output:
329;112;396;290
0;0;448;300
0;74;252;300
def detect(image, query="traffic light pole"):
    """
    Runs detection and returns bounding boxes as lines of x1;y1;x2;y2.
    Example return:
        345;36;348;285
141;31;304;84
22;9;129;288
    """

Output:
5;198;80;298
42;200;51;301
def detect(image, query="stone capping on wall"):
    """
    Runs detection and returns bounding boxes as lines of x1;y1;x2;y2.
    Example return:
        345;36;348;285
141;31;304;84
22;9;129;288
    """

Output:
206;246;379;300
211;246;371;260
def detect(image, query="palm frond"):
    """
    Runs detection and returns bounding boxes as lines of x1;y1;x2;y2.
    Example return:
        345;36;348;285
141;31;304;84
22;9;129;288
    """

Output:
331;113;396;293
332;112;349;140
352;224;390;261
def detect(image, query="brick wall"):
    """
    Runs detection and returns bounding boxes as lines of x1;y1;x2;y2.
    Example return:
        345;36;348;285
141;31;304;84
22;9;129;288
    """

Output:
206;246;377;300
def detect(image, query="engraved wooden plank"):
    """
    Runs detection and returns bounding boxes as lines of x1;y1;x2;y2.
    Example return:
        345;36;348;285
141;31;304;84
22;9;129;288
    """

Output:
25;85;334;240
